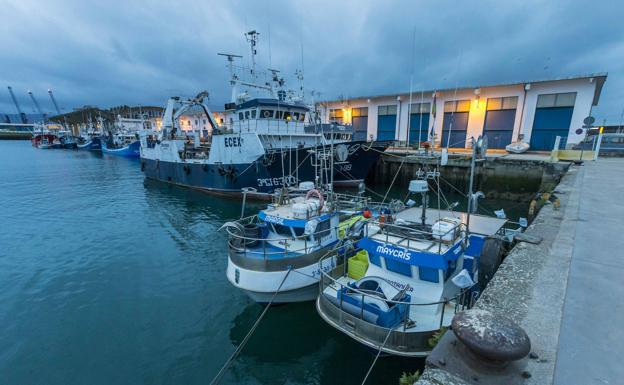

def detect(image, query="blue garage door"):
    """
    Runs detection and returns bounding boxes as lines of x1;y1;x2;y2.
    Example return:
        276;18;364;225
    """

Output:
409;102;431;144
483;96;518;149
530;93;576;151
377;104;397;141
352;107;368;141
441;100;470;148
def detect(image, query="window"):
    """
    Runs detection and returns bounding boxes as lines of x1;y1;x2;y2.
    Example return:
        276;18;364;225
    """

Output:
245;111;250;119
271;223;294;237
283;111;292;121
378;105;398;115
537;92;577;108
195;120;198;125
352;107;369;117
329;109;344;123
187;120;191;126
418;266;440;283
293;226;306;237
314;220;331;240
486;96;518;111
409;102;431;114
260;109;274;119
299;113;306;122
238;112;244;120
444;100;471;113
385;258;412;277
293;112;300;121
251;110;257;119
203;119;206;124
275;111;284;119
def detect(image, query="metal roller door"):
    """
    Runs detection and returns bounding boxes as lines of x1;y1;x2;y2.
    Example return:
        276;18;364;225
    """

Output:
441;100;470;148
377;105;397;141
529;93;576;151
483;97;518;149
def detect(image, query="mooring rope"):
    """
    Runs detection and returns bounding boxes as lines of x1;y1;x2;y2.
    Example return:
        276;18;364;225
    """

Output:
209;268;292;385
360;327;393;385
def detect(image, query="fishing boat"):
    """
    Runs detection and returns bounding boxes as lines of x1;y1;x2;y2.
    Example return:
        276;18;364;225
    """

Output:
77;135;102;150
221;183;373;304
59;130;78;149
37;137;53;149
102;132;140;157
32;133;57;148
77;120;102;150
140;32;386;197
316;137;514;356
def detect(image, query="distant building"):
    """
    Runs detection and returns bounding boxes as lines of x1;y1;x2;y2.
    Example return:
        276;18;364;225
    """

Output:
318;73;607;150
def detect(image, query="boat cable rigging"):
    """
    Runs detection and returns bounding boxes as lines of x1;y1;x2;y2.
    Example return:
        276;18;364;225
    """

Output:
209;268;292;385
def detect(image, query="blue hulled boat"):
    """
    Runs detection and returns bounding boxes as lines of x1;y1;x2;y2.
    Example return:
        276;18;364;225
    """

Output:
77;136;102;150
102;133;140;157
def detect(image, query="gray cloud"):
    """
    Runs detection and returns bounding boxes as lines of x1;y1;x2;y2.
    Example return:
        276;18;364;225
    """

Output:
1;0;622;123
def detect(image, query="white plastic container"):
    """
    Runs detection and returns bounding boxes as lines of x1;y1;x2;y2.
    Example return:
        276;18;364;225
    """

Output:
408;180;429;193
299;181;315;191
292;203;309;219
431;218;461;242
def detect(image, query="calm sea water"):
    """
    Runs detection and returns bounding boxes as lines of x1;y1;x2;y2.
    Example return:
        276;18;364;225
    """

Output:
0;140;429;385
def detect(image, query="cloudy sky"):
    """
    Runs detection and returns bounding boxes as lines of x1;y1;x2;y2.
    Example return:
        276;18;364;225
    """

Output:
1;0;623;123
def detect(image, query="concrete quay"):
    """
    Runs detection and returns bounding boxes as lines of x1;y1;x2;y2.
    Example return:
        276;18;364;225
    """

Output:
416;158;624;385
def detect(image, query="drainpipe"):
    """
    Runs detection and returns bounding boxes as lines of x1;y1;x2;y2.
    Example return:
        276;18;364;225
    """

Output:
517;84;529;142
396;96;402;146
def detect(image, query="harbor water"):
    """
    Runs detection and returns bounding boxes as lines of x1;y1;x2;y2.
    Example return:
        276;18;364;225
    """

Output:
0;141;528;385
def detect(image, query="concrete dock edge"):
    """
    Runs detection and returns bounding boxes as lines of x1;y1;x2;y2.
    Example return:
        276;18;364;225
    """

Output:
415;164;583;385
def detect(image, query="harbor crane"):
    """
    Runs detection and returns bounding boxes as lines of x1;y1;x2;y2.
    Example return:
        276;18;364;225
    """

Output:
48;89;69;130
27;91;47;124
7;86;27;124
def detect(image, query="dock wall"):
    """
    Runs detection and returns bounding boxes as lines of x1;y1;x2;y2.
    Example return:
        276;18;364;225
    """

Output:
368;153;570;202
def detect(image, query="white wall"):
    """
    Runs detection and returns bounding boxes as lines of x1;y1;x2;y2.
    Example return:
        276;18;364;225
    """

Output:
320;76;599;148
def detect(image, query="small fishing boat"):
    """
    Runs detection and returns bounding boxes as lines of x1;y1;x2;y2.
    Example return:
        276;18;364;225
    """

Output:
102;132;140;157
59;131;78;149
316;137;518;356
221;183;372;304
77;135;102;150
316;187;508;356
37;137;53;149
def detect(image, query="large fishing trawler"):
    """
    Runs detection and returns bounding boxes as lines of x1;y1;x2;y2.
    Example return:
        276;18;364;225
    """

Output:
139;31;386;197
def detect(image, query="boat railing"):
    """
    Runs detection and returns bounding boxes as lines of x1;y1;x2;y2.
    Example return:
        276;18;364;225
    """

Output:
317;248;476;355
364;219;467;256
222;214;344;271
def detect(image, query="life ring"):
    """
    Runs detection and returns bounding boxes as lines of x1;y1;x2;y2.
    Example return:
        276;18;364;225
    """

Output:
305;189;325;210
263;110;271;118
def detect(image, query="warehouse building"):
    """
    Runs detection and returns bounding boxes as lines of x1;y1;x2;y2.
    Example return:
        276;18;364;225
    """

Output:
318;73;607;150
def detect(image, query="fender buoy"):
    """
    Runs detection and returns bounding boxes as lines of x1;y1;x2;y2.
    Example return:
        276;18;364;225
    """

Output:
141;162;145;171
183;165;191;175
305;189;325;210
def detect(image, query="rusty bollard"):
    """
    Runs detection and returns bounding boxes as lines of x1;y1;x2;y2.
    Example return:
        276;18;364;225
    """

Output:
452;309;531;367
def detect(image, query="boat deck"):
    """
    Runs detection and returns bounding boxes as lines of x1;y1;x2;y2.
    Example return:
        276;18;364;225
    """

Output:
395;207;507;236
